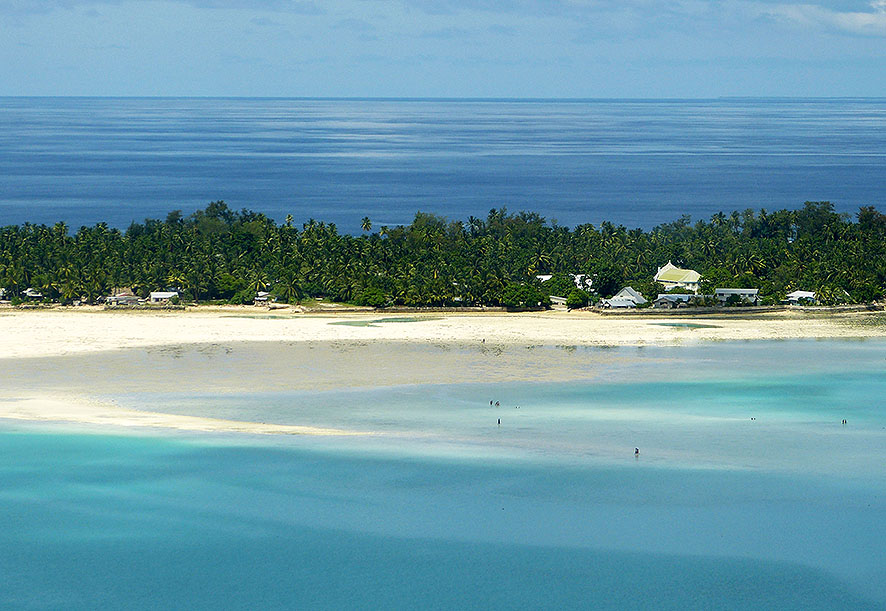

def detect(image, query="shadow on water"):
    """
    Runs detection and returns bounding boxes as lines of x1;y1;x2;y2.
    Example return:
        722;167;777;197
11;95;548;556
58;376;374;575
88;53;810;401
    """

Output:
329;317;442;327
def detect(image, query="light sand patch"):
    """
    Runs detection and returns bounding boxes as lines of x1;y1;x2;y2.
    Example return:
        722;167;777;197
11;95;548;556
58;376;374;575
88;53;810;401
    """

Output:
0;308;885;360
0;394;369;436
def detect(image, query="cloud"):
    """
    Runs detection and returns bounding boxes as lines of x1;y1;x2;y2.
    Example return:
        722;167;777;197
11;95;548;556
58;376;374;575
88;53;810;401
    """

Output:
400;0;596;17
760;0;886;36
0;0;325;15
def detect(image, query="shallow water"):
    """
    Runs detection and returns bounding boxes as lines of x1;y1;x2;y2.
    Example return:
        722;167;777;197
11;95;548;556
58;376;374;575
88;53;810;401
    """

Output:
2;340;885;608
0;428;882;610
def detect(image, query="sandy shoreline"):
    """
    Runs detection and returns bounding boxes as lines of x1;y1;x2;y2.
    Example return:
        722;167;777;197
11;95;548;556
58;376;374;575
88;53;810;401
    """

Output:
1;307;884;360
1;308;884;434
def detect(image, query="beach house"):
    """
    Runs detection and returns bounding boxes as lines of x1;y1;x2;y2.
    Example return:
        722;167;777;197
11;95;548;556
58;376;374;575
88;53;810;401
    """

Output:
785;290;816;305
23;288;43;300
107;294;142;306
654;261;701;293
601;286;648;308
254;291;274;305
149;291;179;303
653;294;694;308
715;288;759;305
106;287;141;306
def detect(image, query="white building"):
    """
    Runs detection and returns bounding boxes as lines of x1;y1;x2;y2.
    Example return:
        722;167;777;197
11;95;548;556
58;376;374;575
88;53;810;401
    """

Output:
254;291;275;305
601;286;648;309
654;261;701;293
149;291;179;303
107;294;142;306
785;290;816;305
715;288;759;305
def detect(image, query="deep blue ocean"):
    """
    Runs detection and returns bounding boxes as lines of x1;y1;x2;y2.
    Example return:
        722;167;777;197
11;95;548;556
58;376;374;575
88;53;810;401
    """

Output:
1;97;884;232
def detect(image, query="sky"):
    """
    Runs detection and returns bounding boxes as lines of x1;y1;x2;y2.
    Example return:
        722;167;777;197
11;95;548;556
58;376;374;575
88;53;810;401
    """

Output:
1;0;884;97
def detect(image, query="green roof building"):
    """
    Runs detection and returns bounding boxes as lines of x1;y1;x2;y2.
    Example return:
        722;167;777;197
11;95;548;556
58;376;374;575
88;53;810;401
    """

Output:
654;261;701;293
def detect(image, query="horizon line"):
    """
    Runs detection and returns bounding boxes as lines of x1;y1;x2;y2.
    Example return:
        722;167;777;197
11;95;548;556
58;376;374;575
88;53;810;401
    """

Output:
2;95;885;102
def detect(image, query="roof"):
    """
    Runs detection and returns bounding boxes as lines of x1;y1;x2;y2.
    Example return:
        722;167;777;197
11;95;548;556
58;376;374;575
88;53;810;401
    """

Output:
715;288;759;295
603;298;639;308
654;261;701;284
655;294;693;301
786;290;815;299
611;286;647;305
150;291;178;299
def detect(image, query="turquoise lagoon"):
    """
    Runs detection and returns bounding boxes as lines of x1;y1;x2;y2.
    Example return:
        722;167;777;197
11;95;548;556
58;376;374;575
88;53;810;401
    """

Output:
1;340;885;609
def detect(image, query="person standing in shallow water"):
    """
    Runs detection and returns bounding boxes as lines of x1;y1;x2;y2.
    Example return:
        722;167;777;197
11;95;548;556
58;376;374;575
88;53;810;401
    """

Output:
497;418;501;426
635;448;639;457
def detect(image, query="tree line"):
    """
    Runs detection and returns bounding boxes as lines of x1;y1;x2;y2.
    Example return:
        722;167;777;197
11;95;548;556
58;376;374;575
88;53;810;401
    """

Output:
1;200;885;308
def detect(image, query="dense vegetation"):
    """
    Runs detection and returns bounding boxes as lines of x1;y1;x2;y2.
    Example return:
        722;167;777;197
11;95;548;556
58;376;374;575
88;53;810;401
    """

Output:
1;201;885;307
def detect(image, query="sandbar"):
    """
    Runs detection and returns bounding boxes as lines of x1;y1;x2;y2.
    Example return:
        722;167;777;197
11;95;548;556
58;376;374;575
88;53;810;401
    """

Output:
1;307;884;360
1;308;884;433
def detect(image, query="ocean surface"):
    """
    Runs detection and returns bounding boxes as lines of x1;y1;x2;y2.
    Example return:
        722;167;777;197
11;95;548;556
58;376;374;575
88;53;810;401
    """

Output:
1;340;885;609
1;97;884;232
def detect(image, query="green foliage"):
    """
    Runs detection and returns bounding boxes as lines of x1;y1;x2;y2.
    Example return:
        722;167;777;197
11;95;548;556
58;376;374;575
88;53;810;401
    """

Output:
541;273;576;297
1;201;885;309
231;289;255;305
630;280;664;302
356;287;388;308
565;289;590;309
591;264;622;298
724;294;743;307
501;283;547;309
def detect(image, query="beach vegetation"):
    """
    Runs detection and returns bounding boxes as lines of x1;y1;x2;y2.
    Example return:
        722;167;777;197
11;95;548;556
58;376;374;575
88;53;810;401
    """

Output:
1;200;885;308
501;283;548;309
566;289;590;310
540;273;576;299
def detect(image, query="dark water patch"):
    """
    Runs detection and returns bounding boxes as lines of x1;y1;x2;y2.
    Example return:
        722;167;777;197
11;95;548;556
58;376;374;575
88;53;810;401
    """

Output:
330;316;441;327
651;322;721;329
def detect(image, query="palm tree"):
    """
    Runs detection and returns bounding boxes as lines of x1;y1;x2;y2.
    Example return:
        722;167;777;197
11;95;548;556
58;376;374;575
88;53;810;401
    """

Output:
361;217;372;232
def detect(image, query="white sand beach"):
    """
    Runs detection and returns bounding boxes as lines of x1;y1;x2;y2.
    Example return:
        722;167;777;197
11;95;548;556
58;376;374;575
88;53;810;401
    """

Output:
1;307;884;359
1;308;884;434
